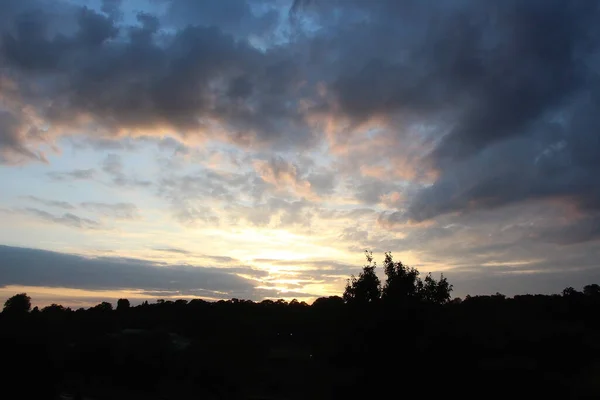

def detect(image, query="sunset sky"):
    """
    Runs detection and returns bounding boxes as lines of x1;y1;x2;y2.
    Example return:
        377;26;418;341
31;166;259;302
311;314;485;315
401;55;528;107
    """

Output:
2;0;600;307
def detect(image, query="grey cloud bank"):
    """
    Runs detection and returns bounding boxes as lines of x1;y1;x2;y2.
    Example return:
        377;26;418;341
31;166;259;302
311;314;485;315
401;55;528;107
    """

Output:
0;245;259;298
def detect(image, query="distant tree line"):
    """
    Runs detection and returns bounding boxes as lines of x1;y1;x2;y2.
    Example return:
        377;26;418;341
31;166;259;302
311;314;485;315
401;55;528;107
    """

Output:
5;250;600;315
4;252;600;399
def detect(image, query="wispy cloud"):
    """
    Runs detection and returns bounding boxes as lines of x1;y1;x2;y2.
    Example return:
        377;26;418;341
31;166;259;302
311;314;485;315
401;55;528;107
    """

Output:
101;154;152;188
47;169;96;181
81;202;140;220
24;208;101;230
22;196;75;210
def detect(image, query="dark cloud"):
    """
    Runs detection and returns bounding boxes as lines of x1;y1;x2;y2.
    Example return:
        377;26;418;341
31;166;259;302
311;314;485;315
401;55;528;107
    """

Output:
162;0;280;39
24;208;101;229
81;201;140;220
22;195;75;210
100;0;122;20
288;0;600;235
0;245;260;298
0;0;314;160
535;216;600;246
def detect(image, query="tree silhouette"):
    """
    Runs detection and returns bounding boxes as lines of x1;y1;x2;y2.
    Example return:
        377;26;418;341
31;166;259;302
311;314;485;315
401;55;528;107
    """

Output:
312;296;344;309
3;268;600;400
562;287;582;297
42;304;69;315
583;284;600;297
343;251;381;305
381;252;421;303
420;273;453;305
117;298;131;311
92;301;113;312
3;293;31;315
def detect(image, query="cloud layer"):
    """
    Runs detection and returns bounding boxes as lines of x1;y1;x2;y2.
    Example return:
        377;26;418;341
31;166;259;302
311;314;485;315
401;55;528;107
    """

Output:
1;0;600;301
0;245;258;298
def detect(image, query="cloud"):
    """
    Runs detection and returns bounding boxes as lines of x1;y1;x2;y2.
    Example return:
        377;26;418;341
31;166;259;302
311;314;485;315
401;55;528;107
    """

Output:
152;248;238;264
162;0;280;39
0;245;261;298
22;195;75;210
535;216;600;245
338;226;369;243
101;154;151;187
2;0;600;297
0;0;314;160
153;247;192;255
156;166;307;227
47;169;96;181
253;156;313;197
81;202;140;220
0;110;48;165
24;208;101;229
351;178;398;205
67;136;146;151
289;0;600;234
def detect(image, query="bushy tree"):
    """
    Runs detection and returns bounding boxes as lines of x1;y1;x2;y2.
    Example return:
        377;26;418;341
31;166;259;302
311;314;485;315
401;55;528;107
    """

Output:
563;287;582;297
420;273;453;305
92;302;113;312
117;298;131;311
42;304;70;315
381;252;421;303
3;293;31;315
343;251;381;305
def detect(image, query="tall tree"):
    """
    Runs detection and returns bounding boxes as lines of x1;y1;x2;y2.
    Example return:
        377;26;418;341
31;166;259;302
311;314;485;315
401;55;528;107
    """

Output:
381;252;421;303
343;251;381;305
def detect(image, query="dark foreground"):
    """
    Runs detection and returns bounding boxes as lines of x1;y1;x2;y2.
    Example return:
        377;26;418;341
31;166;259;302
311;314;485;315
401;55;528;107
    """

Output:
3;292;600;400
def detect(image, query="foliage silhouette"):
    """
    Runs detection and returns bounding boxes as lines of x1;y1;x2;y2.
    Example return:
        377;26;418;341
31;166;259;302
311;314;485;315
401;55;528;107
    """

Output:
3;293;31;315
381;251;421;303
343;250;381;305
2;252;600;399
117;298;131;311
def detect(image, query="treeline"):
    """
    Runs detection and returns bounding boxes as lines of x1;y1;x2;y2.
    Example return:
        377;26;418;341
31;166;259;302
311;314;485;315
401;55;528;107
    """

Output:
3;252;600;400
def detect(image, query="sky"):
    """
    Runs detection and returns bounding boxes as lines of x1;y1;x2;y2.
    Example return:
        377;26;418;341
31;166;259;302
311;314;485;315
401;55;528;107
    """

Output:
1;0;600;308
